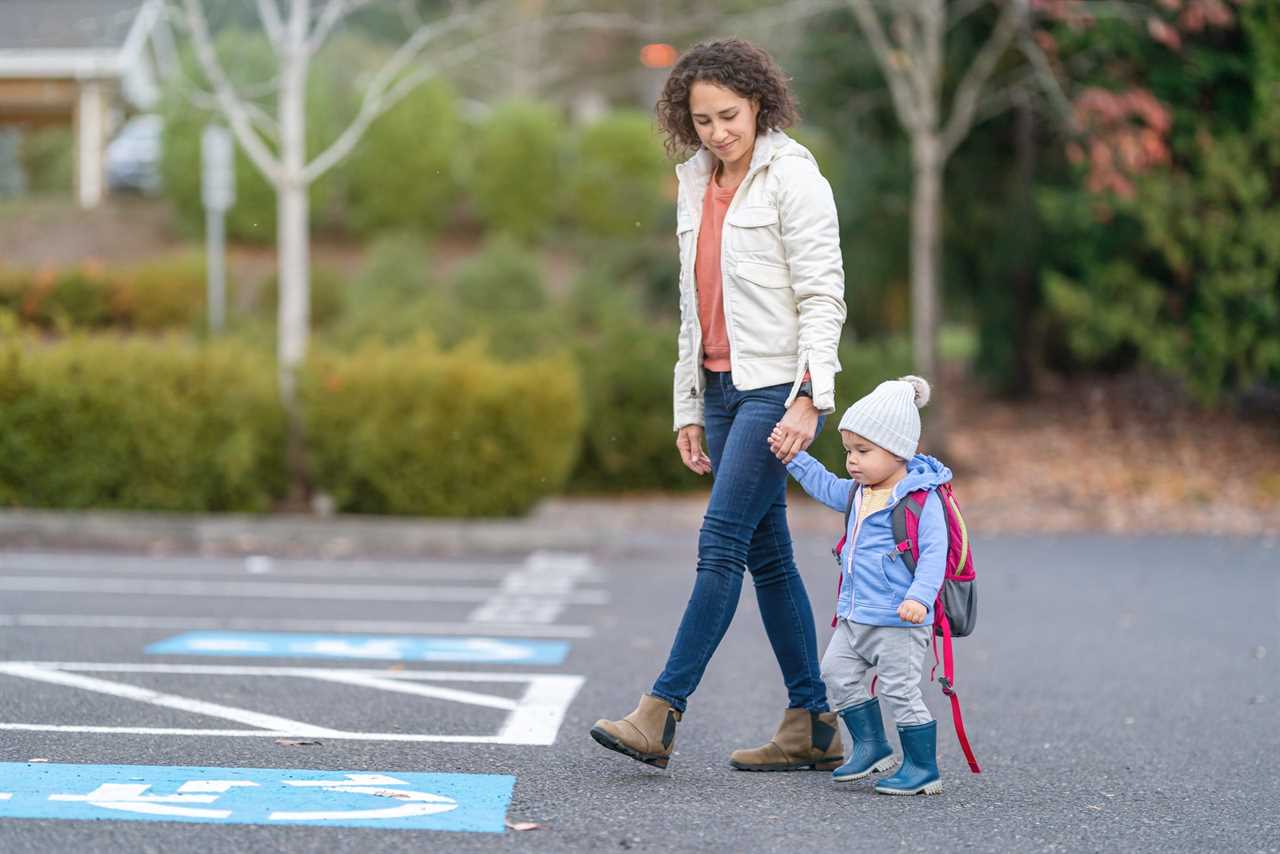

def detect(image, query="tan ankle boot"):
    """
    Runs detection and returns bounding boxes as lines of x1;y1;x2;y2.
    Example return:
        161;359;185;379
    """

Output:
590;694;681;769
729;708;844;771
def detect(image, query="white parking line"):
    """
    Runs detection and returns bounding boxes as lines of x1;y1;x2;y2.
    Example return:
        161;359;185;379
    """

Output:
0;663;584;745
0;552;550;582
0;577;609;605
467;552;597;626
0;614;594;638
0;663;340;737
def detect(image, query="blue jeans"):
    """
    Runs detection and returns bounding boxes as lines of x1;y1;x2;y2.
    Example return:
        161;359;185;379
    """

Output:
651;371;829;714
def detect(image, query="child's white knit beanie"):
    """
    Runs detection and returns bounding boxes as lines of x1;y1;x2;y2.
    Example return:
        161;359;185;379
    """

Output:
837;375;931;460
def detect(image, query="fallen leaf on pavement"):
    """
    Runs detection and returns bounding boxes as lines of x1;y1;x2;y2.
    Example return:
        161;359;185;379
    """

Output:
505;820;542;831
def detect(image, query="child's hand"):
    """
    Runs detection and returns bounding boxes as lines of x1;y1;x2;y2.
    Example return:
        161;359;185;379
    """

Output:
898;599;927;624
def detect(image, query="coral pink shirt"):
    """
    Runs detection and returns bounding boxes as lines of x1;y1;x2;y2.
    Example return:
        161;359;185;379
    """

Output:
695;175;737;371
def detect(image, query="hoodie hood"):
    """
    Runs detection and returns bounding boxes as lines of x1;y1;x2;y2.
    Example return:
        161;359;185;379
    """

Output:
890;454;953;503
675;129;814;196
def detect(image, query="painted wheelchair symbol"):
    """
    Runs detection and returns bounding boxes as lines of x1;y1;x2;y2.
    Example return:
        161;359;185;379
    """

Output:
50;774;457;821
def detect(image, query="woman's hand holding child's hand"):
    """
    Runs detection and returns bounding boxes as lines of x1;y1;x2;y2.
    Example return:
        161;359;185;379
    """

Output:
898;599;927;624
768;397;819;463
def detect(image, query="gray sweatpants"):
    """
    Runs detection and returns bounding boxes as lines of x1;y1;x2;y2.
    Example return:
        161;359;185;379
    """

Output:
821;619;934;726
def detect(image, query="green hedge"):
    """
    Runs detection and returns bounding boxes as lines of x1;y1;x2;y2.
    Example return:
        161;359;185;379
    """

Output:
344;81;463;236
304;338;583;516
0;332;587;516
0;334;287;511
566;111;670;239
464;102;565;242
0;255;209;331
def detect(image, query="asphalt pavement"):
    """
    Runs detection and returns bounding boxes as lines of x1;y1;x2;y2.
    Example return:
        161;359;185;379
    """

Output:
0;523;1275;853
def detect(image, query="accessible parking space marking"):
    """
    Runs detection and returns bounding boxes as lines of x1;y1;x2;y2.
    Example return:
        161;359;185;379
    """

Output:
0;763;515;831
0;662;584;744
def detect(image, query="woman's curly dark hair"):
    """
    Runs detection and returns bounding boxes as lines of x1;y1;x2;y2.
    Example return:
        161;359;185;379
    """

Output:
655;39;799;159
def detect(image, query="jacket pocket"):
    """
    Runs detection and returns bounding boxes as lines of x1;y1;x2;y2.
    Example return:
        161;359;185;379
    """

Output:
733;259;791;289
726;205;782;256
729;260;797;357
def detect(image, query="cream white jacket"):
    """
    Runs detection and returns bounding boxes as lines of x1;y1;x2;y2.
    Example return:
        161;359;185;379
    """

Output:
673;130;847;431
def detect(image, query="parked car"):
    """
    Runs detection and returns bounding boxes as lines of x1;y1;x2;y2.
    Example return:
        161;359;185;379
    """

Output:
106;114;163;195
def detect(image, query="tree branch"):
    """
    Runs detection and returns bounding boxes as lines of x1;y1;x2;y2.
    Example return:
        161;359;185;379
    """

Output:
303;6;653;184
256;0;286;49
1018;29;1078;133
174;72;281;141
947;0;991;29
891;8;933;114
940;0;1026;158
179;0;282;183
846;0;923;131
307;0;378;53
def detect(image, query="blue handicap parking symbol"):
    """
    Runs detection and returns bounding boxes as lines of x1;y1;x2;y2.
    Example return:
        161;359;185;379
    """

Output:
146;631;569;665
0;763;515;832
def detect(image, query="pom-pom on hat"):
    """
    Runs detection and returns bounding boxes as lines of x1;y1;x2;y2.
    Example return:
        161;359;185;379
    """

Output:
836;375;931;460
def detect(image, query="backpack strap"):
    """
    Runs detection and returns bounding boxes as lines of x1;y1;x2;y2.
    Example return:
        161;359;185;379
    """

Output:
833;483;858;559
889;490;929;573
938;609;981;773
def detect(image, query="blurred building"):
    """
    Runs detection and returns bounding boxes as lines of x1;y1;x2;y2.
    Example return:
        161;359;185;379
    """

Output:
0;0;169;207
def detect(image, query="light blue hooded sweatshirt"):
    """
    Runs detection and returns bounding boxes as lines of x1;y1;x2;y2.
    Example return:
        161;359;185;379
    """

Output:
787;451;952;628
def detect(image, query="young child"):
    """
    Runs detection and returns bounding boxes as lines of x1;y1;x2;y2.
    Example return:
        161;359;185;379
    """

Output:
770;375;950;796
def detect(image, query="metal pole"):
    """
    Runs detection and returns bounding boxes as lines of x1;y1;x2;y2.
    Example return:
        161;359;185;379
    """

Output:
206;211;226;334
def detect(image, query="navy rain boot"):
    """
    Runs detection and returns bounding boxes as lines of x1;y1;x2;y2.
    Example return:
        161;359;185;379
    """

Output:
832;698;898;782
875;720;942;795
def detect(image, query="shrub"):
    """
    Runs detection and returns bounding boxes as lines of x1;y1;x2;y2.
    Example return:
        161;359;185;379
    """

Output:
567;111;669;238
257;266;348;329
330;233;439;347
109;253;207;331
304;338;583;516
42;264;112;328
18;127;73;194
0;266;26;311
0;255;210;332
464;101;565;242
345;81;463;236
564;281;687;493
440;237;564;359
0;335;287;511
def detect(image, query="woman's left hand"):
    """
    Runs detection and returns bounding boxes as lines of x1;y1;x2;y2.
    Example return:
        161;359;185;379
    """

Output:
768;396;819;464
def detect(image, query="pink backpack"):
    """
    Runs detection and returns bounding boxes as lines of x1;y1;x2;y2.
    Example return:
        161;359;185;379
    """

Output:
834;482;981;773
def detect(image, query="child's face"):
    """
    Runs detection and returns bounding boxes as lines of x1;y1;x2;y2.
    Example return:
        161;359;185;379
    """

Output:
841;431;906;487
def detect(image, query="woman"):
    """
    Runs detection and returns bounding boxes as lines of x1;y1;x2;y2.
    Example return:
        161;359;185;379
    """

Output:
590;39;848;771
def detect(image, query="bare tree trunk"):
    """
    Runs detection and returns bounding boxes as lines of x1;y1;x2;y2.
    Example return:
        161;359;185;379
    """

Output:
278;0;312;502
910;136;942;386
1010;88;1037;395
911;133;946;450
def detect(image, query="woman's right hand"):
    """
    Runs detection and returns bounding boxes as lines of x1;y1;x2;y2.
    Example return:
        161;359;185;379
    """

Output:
676;425;712;475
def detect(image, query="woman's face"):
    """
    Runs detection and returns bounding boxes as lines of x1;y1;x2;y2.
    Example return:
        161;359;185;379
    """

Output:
688;81;760;169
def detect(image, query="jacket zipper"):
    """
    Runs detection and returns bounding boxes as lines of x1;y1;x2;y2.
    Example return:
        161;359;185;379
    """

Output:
841;489;908;615
717;152;775;379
